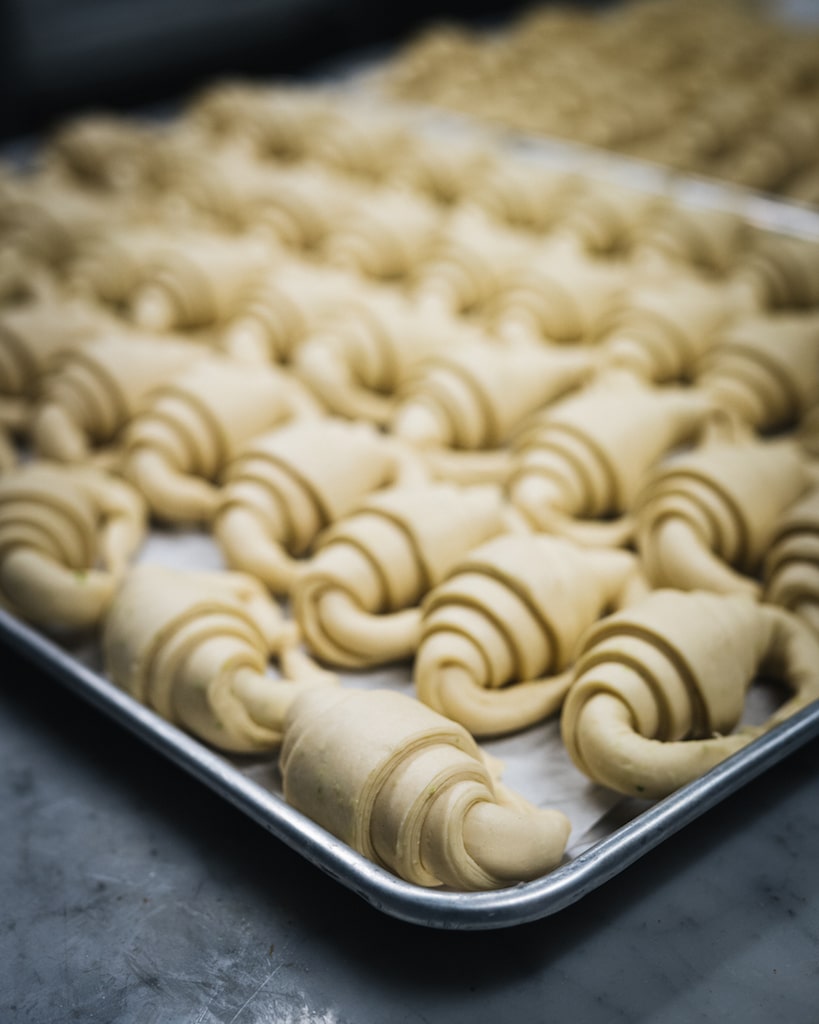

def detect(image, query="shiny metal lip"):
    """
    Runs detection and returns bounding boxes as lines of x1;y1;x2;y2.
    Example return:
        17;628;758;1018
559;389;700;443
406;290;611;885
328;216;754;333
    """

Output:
3;605;818;931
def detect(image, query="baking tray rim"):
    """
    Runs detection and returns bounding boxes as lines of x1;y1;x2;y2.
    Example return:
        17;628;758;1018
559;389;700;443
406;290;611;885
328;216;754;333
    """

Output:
3;605;818;931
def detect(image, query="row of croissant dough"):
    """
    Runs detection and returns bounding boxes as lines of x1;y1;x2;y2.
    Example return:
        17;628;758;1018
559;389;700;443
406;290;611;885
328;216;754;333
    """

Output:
387;0;819;202
2;84;819;892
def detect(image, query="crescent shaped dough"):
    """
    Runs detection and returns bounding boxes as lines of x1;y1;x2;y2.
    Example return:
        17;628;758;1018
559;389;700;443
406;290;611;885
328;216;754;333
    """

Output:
32;333;209;463
280;687;571;890
0;301;110;414
695;313;819;433
238;163;364;250
730;234;819;312
221;262;368;365
44;114;158;193
549;182;663;256
416;535;642;736
120;356;322;523
635;434;810;598
508;373;713;543
292;483;506;668
487;251;627;344
463;159;582;233
130;233;272;332
764;486;819;635
103;565;335;753
214;419;424;594
292;291;469;424
391;340;594;451
412;209;536;316
0;462;146;632
389;135;493;206
305;108;413;180
322;188;441;281
600;277;734;382
188;83;334;159
632;205;749;275
67;227;180;305
561;589;819;798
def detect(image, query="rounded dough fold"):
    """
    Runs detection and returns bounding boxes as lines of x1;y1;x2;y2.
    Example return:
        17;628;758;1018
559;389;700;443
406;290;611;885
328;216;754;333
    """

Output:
764;485;819;635
280;687;571;890
292;483;506;668
0;462;146;633
103;564;335;753
416;534;643;736
561;589;819;798
214;418;424;594
121;356;321;523
508;373;713;543
635;434;810;597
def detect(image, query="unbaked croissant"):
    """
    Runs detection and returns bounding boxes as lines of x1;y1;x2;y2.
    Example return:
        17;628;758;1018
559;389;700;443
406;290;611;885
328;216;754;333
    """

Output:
549;181;664;256
221;262;367;365
389;134;493;206
463;158;582;233
120;356;322;523
214;418;425;594
305;107;414;180
561;589;819;798
729;234;819;312
412;208;535;316
103;564;335;753
487;251;627;345
416;534;643;736
43;114;159;194
599;276;735;382
764;485;819;635
390;339;594;451
292;291;470;424
292;483;507;668
67;227;182;306
0;462;146;632
280;687;571;890
130;232;273;332
0;300;110;423
635;431;811;598
695;312;819;433
508;372;713;543
631;205;749;275
31;332;209;463
322;188;441;281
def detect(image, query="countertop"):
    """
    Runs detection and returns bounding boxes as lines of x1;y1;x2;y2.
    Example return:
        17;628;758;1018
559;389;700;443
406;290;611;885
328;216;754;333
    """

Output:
1;639;818;1024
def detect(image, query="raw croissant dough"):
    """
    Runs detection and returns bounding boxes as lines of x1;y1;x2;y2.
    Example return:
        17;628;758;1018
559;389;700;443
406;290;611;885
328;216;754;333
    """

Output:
214;418;425;594
561;589;819;798
416;534;644;736
0;462;146;632
120;356;322;523
280;687;570;890
103;565;335;753
764;486;819;635
292;483;507;668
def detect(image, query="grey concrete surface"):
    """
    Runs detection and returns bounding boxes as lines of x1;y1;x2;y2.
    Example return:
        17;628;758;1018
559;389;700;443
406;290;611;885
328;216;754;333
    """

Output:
1;641;818;1024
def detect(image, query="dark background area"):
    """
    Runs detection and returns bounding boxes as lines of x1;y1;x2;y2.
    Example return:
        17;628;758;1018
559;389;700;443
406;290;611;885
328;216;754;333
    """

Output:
0;0;550;141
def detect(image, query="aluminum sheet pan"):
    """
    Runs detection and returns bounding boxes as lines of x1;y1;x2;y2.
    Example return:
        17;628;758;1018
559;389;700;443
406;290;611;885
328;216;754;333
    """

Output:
3;600;819;932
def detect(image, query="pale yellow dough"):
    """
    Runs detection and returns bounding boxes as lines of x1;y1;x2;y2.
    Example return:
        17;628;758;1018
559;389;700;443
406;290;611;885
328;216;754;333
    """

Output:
214;418;426;595
292;483;507;668
32;332;210;463
636;432;810;598
561;589;819;798
103;565;335;753
416;534;645;736
120;356;322;523
764;485;819;635
508;372;713;544
0;462;146;633
280;687;571;890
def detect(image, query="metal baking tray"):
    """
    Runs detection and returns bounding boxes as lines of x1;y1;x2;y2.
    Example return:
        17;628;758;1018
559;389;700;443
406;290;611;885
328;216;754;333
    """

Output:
3;81;819;930
3;592;819;932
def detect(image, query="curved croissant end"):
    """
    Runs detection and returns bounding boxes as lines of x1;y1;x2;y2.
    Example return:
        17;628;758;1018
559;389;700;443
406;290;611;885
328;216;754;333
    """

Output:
31;400;91;462
124;447;220;524
561;590;819;799
293;338;396;424
764;487;819;634
640;515;762;599
0;548;115;632
103;565;336;753
292;484;505;668
214;504;301;595
280;687;570;889
415;536;639;735
0;427;18;472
